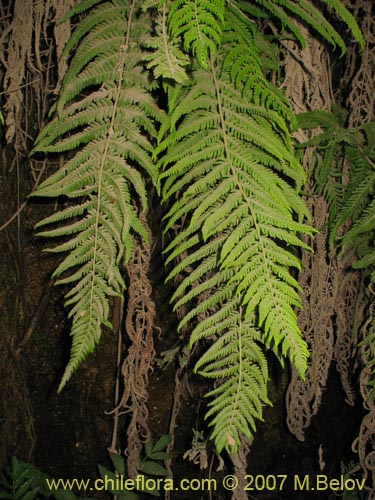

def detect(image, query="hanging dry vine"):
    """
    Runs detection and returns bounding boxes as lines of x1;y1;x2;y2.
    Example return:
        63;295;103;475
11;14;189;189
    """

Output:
346;1;375;126
286;195;337;440
52;0;77;94
282;27;337;441
333;249;363;407
2;0;34;150
344;1;375;494
0;0;76;472
0;0;72;152
116;212;156;478
352;294;375;499
284;3;371;449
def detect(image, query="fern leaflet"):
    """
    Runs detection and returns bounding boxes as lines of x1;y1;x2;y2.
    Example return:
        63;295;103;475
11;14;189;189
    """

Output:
195;307;270;453
238;0;363;52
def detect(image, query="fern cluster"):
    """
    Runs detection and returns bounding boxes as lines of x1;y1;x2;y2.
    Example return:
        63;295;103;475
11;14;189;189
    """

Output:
32;0;364;452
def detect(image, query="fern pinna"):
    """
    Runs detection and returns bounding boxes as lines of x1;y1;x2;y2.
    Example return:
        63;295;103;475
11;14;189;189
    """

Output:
31;0;163;391
157;7;314;453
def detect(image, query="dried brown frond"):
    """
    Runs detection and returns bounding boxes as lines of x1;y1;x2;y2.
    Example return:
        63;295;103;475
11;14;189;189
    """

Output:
118;212;156;478
346;1;375;126
352;294;375;499
282;30;336;441
282;25;363;440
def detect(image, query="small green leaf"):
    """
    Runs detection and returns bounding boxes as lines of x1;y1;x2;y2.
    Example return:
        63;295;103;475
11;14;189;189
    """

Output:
144;437;154;458
108;452;126;476
147;452;170;461
117;493;138;500
15;481;38;500
151;435;171;453
137;461;168;477
98;465;117;491
52;492;80;500
135;476;160;498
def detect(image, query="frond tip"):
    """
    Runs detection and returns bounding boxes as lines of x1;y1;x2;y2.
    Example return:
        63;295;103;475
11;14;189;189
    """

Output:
168;0;225;68
195;312;270;453
143;3;190;83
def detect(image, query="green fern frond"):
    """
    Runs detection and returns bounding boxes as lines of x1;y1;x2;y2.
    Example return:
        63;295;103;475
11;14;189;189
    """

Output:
331;145;375;248
31;1;163;391
168;0;225;68
143;3;190;83
234;0;305;47
342;197;375;260
224;7;294;127
195;310;270;453
295;110;338;131
325;0;364;49
297;112;375;264
158;14;313;452
59;0;125;70
59;0;103;22
239;0;363;53
0;457;49;500
295;109;356;229
297;111;375;281
271;0;344;53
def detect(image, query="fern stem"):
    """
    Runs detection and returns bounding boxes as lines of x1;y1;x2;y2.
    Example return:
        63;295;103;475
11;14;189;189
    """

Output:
194;0;205;50
229;308;245;441
108;297;124;454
